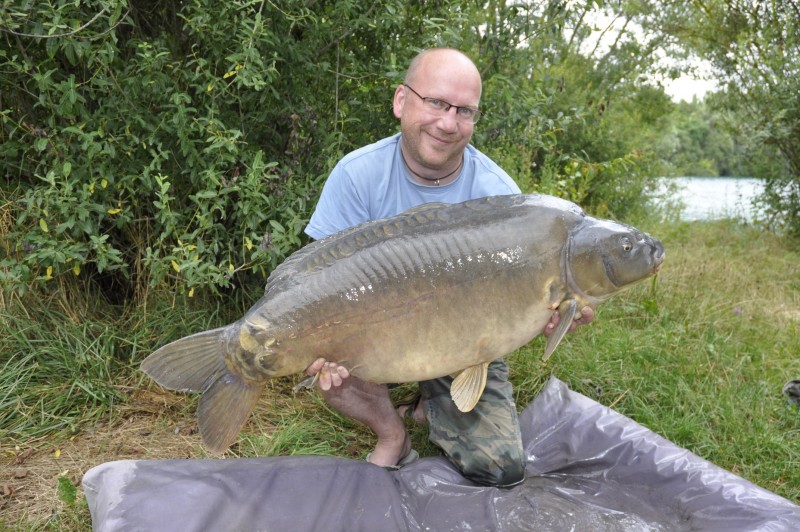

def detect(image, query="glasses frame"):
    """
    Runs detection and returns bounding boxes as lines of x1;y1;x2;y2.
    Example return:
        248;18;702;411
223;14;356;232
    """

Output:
402;84;482;124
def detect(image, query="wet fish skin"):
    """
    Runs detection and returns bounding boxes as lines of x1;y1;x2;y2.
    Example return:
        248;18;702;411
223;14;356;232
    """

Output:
141;194;665;453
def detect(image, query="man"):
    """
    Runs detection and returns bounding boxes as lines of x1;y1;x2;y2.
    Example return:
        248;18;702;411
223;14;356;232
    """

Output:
304;48;593;487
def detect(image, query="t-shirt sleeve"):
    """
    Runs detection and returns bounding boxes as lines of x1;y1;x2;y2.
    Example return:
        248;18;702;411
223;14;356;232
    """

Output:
304;164;371;240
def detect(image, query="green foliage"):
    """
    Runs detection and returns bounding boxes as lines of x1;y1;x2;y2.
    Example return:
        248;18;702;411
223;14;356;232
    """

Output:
0;303;130;439
1;0;675;304
474;10;672;218
57;475;79;508
655;99;745;178
1;1;322;300
0;284;236;443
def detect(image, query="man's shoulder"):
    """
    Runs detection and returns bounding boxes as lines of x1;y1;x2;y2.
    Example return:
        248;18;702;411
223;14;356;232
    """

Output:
465;144;521;194
339;134;400;168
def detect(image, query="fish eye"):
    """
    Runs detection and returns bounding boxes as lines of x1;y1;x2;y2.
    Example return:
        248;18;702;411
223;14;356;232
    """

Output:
622;237;632;252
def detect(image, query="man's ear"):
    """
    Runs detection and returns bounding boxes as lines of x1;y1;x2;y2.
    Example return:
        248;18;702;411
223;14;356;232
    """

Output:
392;84;405;119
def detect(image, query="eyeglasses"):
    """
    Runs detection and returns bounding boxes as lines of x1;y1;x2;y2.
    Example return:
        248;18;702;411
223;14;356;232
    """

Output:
403;84;482;124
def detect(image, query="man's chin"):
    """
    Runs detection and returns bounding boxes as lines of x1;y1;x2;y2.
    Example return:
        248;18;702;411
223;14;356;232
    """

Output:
419;147;458;170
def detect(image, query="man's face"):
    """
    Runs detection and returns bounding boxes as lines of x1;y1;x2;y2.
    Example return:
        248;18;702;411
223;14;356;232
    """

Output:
394;53;481;174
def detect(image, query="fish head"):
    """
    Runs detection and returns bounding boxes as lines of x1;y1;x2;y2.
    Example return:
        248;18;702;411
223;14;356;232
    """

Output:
566;218;665;302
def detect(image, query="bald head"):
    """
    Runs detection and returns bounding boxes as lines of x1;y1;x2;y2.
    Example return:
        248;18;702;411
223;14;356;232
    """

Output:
404;48;482;100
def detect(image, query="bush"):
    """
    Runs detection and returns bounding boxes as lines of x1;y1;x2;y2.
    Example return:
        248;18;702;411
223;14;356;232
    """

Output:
1;1;669;304
1;0;396;300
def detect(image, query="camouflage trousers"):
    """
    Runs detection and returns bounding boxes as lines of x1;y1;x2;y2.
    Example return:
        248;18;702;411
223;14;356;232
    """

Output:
418;359;525;488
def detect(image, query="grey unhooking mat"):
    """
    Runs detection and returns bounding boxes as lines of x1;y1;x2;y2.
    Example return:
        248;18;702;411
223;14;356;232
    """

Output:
83;377;800;531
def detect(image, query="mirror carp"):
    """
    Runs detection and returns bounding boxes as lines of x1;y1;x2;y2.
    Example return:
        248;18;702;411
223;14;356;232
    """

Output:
142;194;665;453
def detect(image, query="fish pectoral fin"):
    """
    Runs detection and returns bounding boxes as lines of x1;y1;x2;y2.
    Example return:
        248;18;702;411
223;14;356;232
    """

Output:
450;362;489;413
292;374;318;393
544;299;578;361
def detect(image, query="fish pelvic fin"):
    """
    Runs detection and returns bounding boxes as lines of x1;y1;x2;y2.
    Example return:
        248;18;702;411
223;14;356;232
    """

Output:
198;371;262;454
450;362;489;413
141;327;230;392
543;299;578;361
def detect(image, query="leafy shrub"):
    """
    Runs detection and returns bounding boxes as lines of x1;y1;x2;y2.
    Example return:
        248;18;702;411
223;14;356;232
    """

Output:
1;0;394;300
1;1;669;304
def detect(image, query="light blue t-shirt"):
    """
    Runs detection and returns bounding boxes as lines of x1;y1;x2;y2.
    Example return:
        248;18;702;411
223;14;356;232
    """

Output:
305;133;520;239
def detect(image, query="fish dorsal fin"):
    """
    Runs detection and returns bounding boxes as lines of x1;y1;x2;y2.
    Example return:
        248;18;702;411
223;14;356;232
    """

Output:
402;202;449;215
265;203;451;292
543;299;578;361
450;362;489;412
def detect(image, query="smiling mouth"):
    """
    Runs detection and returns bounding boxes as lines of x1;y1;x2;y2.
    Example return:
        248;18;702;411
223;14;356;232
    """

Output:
423;128;459;145
427;135;452;147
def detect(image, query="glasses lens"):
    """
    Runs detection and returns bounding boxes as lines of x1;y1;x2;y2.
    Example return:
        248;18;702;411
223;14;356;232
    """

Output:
406;84;481;124
423;98;447;111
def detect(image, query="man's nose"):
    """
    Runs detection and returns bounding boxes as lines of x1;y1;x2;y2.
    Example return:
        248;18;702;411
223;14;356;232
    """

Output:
437;106;461;131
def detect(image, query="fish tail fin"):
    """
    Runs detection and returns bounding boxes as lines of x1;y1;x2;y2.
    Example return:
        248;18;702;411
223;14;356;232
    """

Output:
198;371;262;454
141;326;262;453
141;327;230;392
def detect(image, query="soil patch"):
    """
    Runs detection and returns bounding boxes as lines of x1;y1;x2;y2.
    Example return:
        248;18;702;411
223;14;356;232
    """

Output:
1;388;203;525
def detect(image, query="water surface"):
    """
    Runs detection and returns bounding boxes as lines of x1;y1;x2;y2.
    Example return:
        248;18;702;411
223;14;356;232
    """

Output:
663;177;764;221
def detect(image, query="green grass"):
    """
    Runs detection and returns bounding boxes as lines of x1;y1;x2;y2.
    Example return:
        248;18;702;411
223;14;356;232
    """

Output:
2;219;799;529
511;218;800;501
0;293;233;444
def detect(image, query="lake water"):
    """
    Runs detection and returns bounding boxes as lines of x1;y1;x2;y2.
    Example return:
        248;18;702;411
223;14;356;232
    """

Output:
661;176;765;221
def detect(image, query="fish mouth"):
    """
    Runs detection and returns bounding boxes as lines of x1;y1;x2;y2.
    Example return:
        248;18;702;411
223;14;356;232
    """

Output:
653;251;666;274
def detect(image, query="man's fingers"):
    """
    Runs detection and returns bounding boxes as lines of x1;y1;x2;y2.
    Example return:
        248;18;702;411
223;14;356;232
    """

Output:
543;305;595;336
305;359;351;389
306;357;327;377
318;369;332;391
577;306;595;325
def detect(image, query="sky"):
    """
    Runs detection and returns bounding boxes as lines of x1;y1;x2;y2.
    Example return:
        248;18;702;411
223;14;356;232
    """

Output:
579;7;718;103
659;57;719;102
662;72;718;103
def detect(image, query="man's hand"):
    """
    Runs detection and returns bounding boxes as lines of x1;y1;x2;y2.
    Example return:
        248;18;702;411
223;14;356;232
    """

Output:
543;305;595;337
305;357;350;391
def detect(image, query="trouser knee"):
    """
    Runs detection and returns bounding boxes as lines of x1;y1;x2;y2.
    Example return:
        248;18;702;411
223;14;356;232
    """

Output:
457;448;526;488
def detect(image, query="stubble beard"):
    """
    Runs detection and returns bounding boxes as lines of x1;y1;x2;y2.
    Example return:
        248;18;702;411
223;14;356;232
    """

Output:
402;126;466;175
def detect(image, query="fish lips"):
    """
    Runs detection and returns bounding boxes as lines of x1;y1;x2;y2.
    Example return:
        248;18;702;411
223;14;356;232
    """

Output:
652;239;666;274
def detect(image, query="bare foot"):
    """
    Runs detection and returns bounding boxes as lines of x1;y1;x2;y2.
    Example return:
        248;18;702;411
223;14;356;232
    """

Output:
366;431;413;468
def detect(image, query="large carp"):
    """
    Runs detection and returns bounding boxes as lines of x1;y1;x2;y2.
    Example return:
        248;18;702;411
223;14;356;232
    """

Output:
142;194;664;453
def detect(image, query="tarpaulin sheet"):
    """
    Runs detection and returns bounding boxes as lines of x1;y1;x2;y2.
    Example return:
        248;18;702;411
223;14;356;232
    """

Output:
83;377;800;531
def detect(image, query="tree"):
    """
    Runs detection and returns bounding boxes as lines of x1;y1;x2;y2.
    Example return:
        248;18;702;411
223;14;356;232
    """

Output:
644;0;800;236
